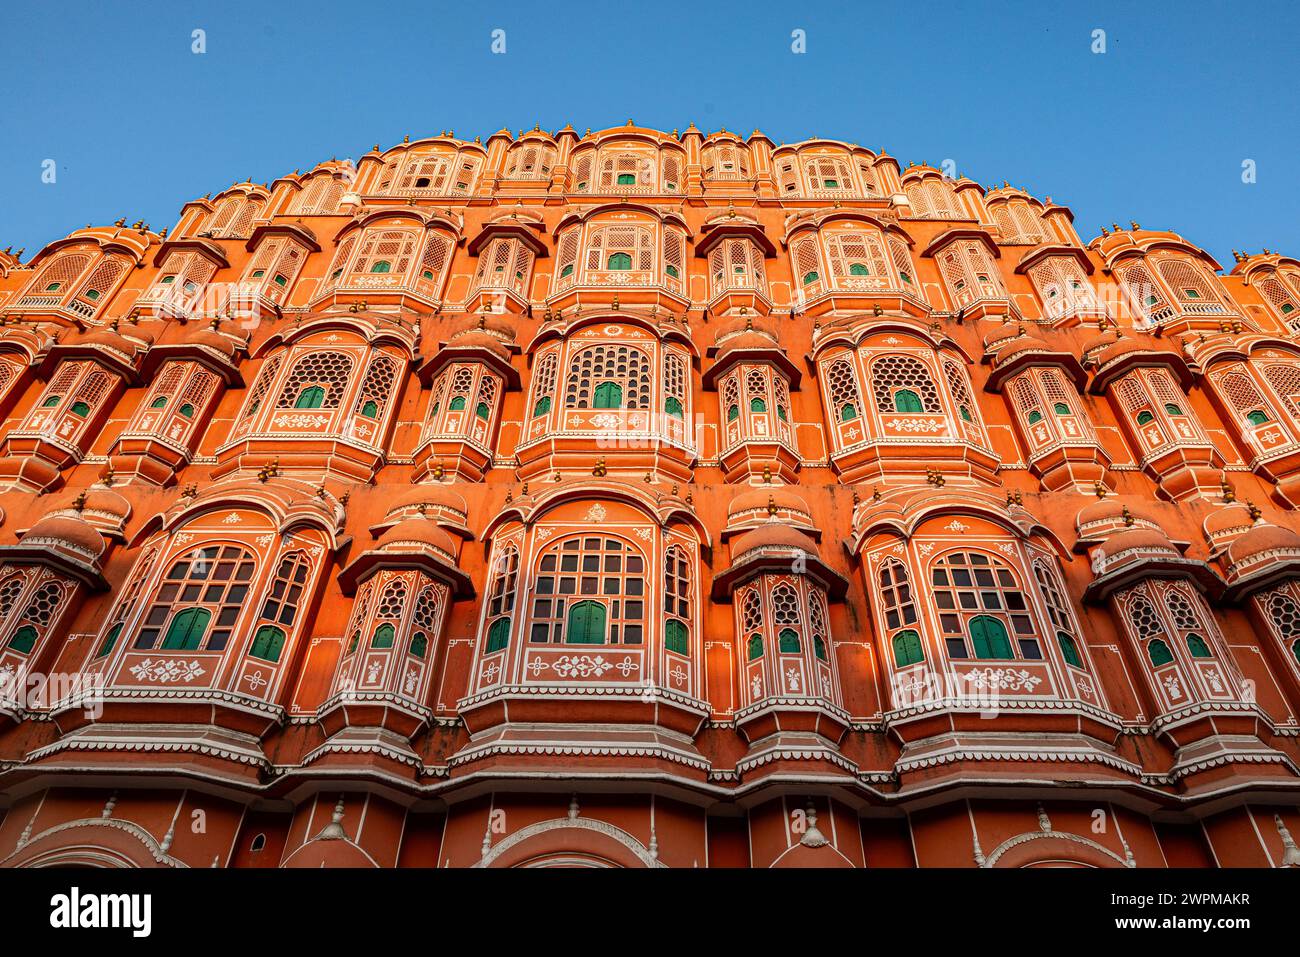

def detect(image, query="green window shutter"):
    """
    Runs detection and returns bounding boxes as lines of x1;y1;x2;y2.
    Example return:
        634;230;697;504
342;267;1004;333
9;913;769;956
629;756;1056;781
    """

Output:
1056;631;1082;668
71;401;91;416
802;271;819;286
892;629;924;667
96;622;123;658
750;397;767;413
848;263;869;276
161;607;211;650
894;389;923;413
150;396;168;409
1292;638;1300;667
9;626;38;654
486;617;510;652
777;406;788;421
250;625;286;663
593;382;622;409
959;405;972;422
747;633;764;661
1027;410;1043;424
410;633;428;659
1052;402;1071;415
371;623;395;648
1164;403;1183;416
295;386;325;409
665;619;689;655
475;402;491;420
969;615;1013;659
778;628;801;653
533;395;552;417
449;395;467;411
665;265;679;278
41;395;61;407
727;404;739;422
607;252;632;270
840;403;858;422
370;260;391;274
665;396;683;418
1247;410;1270;426
273;273;288;287
560;264;574;278
361;399;378;417
1185;633;1212;658
1147;638;1174;666
179;403;195;418
566;601;607;644
616;173;636;185
813;635;827;661
1136;410;1154;425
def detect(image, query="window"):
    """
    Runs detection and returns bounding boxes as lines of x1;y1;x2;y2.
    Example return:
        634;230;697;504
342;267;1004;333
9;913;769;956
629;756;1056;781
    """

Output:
560;264;574;278
616;173;636;186
608;252;633;271
1053;402;1070;415
361;400;378;417
892;629;924;667
778;628;801;652
1148;639;1174;666
665;396;683;418
1186;633;1212;658
750;397;767;413
484;547;519;652
567;600;607;644
150;396;168;409
747;633;763;660
1136;410;1155;425
849;263;869;276
1057;631;1082;668
449;395;466;412
665;619;688;654
161;607;211;651
841;403;858;422
803;271;819;285
728;405;740;422
1247;410;1270;426
1164;403;1183;416
410;633;428;658
134;545;255;652
295;386;325;409
9;625;37;654
250;625;286;662
529;536;645;645
533;396;552;417
932;551;1038;660
70;401;91;416
486;618;510;652
97;622;123;658
593;382;623;409
371;623;395;648
894;389;923;413
370;260;392;274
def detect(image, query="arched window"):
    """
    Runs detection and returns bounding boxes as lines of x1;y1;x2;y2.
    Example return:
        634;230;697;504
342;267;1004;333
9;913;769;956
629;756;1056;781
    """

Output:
871;355;939;413
134;545;256;652
529;536;645;645
276;351;354;410
931;551;1038;660
371;622;396;648
1056;632;1082;668
747;633;764;660
484;546;519;652
664;545;691;656
1186;633;1212;658
608;252;632;270
565;344;651;410
1148;638;1174;666
772;583;802;652
250;625;286;662
826;357;863;425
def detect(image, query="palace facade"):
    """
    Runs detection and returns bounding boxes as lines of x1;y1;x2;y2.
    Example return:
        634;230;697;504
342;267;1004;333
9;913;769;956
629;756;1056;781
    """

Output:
0;123;1298;867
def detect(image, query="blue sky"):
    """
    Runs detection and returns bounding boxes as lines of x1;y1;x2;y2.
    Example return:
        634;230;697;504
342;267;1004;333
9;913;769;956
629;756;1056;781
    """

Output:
1;1;1295;268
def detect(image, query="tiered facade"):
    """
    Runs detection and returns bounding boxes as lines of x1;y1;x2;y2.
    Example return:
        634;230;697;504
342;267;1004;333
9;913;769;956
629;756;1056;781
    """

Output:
0;123;1299;868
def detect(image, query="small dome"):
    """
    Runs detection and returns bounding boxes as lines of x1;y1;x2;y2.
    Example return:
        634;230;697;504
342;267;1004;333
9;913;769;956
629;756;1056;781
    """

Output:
1075;498;1160;537
714;314;777;344
1099;527;1180;559
727;486;811;521
1203;504;1257;546
716;330;781;358
983;322;1029;350
375;517;458;562
445;329;512;360
84;326;150;354
49;485;132;537
22;514;106;561
387;484;470;517
731;523;816;561
186;324;240;359
1227;523;1300;567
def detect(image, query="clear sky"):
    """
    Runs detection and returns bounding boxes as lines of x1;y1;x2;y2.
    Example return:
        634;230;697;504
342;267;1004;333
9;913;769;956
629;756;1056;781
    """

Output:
1;1;1295;269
